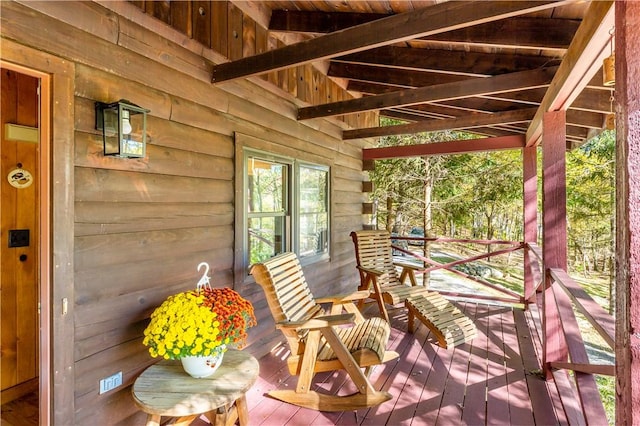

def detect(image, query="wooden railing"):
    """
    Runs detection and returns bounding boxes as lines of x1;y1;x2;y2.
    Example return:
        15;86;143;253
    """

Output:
391;237;614;425
544;267;614;425
391;236;524;305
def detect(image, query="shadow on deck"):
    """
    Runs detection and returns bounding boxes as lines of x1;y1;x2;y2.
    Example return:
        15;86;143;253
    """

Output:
235;301;567;425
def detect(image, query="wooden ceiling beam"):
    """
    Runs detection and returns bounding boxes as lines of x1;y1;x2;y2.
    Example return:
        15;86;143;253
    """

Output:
363;135;526;160
269;11;578;51
211;1;570;84
298;66;557;120
334;46;560;77
525;0;614;146
343;107;538;140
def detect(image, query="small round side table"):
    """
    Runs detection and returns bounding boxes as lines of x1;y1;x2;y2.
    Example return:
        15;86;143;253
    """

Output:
132;349;259;426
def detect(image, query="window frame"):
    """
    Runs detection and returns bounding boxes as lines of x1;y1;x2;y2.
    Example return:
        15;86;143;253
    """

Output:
239;146;330;280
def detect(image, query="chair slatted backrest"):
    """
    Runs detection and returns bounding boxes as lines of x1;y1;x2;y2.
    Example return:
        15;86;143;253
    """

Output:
351;230;400;286
251;252;324;354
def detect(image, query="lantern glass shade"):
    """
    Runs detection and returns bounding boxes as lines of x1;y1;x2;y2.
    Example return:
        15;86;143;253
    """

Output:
95;100;149;158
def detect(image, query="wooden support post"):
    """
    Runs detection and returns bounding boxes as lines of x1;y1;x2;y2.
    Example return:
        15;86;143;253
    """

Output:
541;110;568;378
523;146;538;306
615;2;640;423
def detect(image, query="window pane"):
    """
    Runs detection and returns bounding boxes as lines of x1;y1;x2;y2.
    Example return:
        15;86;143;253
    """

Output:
248;158;286;213
299;212;328;257
248;216;286;264
299;166;328;258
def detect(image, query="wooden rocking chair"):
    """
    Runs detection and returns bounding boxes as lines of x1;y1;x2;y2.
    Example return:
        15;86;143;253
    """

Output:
250;252;399;412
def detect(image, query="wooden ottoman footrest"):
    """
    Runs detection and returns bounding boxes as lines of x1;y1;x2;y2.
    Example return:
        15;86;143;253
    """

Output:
405;294;477;349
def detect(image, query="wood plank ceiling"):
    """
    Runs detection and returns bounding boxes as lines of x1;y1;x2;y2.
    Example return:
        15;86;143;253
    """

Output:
220;1;615;148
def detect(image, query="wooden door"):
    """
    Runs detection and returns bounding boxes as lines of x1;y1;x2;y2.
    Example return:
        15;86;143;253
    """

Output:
1;68;40;400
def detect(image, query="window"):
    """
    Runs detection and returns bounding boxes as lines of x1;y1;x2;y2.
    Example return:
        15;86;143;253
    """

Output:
297;164;329;258
245;152;329;267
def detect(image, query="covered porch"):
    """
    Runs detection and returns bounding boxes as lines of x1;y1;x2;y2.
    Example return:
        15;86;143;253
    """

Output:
0;1;637;425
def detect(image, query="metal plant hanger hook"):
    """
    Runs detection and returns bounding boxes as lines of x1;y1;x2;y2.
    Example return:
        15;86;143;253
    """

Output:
196;262;212;292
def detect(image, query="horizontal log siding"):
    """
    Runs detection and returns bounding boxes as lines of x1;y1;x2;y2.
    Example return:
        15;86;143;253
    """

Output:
1;1;376;424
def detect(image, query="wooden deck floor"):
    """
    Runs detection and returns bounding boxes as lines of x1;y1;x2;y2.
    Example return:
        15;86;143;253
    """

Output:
226;301;568;426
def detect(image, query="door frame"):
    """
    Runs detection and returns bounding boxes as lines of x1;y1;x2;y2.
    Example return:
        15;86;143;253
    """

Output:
1;59;51;425
1;37;75;424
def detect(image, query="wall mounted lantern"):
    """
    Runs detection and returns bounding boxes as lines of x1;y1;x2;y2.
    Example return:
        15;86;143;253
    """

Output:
95;99;150;158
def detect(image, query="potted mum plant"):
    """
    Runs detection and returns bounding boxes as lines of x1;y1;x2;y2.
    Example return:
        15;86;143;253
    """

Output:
143;267;256;378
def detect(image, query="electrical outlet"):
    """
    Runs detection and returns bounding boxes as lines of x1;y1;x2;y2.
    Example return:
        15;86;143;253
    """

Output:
99;371;123;394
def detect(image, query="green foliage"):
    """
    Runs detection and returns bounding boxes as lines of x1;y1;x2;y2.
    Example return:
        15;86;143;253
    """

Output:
371;121;523;241
566;131;615;275
370;124;615;274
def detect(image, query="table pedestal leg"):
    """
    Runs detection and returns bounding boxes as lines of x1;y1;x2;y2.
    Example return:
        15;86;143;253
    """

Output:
145;414;161;426
236;395;249;425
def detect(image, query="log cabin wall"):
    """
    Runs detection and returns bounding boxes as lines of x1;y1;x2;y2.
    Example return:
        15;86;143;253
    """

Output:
0;1;377;423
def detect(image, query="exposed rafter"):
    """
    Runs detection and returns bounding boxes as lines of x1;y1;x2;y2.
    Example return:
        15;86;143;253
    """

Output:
269;10;579;51
211;1;571;84
334;46;562;77
298;67;557;120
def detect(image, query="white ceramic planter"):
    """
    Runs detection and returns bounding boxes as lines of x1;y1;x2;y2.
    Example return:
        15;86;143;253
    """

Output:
180;350;225;378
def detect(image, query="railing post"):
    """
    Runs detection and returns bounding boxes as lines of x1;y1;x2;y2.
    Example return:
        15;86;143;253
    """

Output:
541;110;568;379
523;146;537;308
615;1;640;423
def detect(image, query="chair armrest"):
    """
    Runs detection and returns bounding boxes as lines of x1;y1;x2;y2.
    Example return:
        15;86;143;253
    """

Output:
275;313;355;330
356;265;385;277
393;260;421;271
316;290;371;304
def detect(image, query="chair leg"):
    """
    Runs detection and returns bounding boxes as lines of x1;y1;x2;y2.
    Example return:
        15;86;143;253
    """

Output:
374;294;390;323
296;330;320;393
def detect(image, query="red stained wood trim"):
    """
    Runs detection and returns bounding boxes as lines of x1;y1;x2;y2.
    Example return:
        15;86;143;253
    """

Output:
549;268;614;348
523;147;537;302
549;362;615;376
552;284;609;423
615;1;640;424
526;1;614;146
392;236;520;246
526;242;543;263
212;2;567;84
392;244;523;300
542;111;568;272
435;290;521;305
541;110;568;376
343;107;538;140
363;135;525;160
